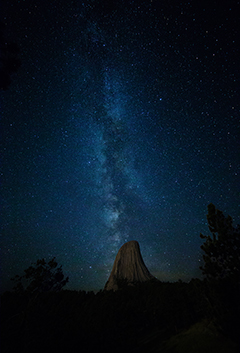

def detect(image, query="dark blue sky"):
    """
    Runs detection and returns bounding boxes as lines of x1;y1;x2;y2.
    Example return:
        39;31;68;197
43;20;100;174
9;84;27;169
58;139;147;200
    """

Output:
1;0;240;291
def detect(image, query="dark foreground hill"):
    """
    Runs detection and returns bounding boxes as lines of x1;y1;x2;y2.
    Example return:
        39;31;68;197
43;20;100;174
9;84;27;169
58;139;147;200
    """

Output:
1;280;239;353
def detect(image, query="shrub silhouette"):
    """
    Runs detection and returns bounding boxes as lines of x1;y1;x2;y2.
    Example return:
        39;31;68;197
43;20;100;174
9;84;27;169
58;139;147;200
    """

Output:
11;257;69;294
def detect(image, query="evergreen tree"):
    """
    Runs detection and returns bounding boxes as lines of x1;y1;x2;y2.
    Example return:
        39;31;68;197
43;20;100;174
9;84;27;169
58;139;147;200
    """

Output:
200;203;240;283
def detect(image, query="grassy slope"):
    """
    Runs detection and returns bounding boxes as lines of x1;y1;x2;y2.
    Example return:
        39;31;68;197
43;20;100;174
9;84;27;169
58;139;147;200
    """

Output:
150;320;239;353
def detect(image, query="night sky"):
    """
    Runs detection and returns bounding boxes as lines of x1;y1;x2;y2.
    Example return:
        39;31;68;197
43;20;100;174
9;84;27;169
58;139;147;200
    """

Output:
1;0;240;292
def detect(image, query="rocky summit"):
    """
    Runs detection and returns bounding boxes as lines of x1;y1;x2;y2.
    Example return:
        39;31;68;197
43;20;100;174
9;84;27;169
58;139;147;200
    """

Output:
104;240;155;291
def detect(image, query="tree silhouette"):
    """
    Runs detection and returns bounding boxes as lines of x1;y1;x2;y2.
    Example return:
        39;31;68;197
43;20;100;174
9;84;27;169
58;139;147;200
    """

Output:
11;258;69;294
200;203;240;283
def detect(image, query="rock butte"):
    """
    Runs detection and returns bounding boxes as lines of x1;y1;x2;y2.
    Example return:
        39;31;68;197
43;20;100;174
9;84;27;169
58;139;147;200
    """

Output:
104;240;155;291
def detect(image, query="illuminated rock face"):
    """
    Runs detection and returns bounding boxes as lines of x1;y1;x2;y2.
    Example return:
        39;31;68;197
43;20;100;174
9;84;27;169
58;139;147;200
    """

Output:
104;240;155;291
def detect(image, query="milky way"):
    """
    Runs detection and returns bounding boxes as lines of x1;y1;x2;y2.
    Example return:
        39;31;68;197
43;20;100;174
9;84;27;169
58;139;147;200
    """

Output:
83;63;149;261
76;21;151;260
100;69;131;248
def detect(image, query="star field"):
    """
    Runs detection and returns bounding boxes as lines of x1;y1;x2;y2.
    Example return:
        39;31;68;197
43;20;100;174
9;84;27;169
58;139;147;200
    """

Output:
1;0;240;291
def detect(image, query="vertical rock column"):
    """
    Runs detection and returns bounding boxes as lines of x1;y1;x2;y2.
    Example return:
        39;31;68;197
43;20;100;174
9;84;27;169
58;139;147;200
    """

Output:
104;240;155;291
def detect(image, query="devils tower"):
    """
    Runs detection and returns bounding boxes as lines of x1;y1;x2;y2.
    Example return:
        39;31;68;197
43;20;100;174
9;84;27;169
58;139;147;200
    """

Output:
104;240;155;291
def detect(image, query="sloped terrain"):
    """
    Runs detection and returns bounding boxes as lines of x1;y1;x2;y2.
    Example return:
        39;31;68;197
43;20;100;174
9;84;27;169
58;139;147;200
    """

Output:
1;280;239;353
